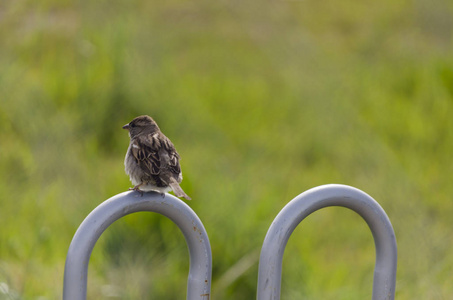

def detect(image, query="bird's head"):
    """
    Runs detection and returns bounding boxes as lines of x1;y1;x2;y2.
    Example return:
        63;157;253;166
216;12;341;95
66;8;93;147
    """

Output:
123;115;160;138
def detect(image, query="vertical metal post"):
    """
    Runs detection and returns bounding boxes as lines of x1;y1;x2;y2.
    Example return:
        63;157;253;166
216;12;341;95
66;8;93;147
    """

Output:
63;191;212;300
257;184;397;300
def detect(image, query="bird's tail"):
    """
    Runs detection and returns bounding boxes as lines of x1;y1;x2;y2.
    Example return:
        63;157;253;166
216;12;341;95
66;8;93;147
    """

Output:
169;179;191;200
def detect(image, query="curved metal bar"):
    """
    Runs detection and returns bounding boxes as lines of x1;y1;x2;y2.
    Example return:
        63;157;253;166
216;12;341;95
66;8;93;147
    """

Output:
63;191;212;300
257;184;397;300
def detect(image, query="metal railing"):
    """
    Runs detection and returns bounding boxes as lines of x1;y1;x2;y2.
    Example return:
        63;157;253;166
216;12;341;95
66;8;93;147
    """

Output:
257;184;397;300
62;191;212;300
63;184;397;300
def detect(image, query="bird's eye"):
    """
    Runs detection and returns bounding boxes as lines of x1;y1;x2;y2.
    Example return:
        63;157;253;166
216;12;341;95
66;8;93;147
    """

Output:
130;123;135;128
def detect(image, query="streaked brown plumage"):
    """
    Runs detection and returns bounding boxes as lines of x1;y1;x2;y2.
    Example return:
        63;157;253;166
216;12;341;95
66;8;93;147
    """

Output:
123;115;191;200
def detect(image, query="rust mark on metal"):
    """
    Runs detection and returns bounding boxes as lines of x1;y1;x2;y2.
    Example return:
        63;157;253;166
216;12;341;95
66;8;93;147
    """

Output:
201;293;210;300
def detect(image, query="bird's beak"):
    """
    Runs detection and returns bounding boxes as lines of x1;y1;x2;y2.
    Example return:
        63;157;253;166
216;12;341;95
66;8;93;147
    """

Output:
122;123;130;130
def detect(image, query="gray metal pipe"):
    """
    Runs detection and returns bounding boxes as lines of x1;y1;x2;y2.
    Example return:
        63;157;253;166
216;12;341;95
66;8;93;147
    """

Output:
257;184;397;300
63;191;212;300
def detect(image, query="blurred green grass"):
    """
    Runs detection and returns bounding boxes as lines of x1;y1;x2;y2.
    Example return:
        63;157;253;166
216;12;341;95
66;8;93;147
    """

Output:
0;0;452;299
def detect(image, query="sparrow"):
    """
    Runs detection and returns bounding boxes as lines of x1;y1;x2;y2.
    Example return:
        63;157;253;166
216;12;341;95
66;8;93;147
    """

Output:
122;115;191;200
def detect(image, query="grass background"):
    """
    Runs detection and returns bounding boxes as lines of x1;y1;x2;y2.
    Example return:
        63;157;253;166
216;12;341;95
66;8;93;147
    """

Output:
1;0;453;299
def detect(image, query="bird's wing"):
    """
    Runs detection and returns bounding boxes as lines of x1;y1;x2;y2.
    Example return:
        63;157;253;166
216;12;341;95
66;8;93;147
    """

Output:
131;133;181;178
130;135;161;176
159;134;182;176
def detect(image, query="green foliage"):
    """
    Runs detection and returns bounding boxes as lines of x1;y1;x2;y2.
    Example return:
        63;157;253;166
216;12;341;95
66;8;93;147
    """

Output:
0;0;452;299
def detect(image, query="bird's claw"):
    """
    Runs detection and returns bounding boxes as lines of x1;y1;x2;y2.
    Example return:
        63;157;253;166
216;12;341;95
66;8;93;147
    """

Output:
129;186;144;196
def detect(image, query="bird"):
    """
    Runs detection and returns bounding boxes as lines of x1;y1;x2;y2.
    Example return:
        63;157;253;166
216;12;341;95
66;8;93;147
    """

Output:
122;115;191;200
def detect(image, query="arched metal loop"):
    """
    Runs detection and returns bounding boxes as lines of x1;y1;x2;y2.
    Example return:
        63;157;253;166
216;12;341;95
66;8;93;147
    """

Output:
63;191;212;300
257;184;397;300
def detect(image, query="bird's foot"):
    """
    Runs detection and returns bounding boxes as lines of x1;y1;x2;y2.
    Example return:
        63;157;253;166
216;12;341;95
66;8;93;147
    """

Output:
129;186;144;196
